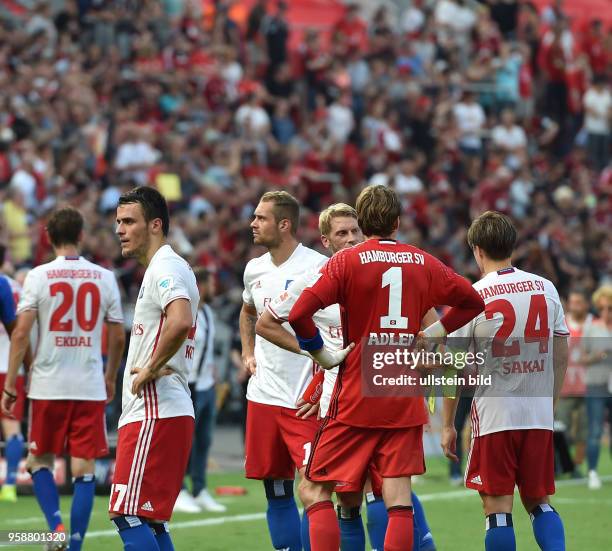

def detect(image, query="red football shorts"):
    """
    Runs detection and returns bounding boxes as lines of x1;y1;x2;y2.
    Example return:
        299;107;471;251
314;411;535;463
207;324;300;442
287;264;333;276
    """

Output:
28;399;108;458
306;418;425;489
0;374;25;421
245;400;321;480
465;429;555;498
335;464;383;495
110;416;194;521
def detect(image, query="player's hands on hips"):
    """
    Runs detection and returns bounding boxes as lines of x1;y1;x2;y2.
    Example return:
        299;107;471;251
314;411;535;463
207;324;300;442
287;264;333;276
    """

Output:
441;425;459;462
1;386;17;418
301;343;355;370
295;398;320;419
130;366;173;397
242;355;257;375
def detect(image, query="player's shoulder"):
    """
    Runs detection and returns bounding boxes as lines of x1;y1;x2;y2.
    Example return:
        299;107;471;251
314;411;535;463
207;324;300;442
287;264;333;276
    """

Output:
295;244;327;265
150;245;191;273
515;268;560;298
244;251;271;275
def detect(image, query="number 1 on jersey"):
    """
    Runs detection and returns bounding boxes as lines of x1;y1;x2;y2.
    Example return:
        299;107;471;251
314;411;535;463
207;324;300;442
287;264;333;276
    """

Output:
380;267;408;329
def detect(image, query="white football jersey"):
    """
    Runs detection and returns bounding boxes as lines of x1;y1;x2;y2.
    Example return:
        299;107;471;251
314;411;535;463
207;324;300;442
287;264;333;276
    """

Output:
449;267;569;437
266;260;343;416
0;276;21;375
18;256;124;400
243;244;330;409
119;245;198;428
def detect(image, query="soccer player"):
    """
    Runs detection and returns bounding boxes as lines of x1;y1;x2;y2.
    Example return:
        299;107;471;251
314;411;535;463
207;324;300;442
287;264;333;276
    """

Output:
288;185;485;551
175;267;226;513
240;191;331;551
1;207;125;551
0;263;24;503
439;211;569;551
109;186;199;551
257;203;438;551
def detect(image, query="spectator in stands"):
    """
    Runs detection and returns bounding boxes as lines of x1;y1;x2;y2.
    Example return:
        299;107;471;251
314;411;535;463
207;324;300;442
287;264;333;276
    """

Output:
583;76;611;171
581;285;612;489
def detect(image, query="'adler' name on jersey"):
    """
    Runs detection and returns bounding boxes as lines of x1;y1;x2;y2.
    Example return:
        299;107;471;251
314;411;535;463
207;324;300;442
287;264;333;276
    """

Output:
358;250;425;265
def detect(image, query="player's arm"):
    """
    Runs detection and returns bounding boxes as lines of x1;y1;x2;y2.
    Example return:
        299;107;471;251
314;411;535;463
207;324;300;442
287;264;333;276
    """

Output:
552;335;569;409
1;310;35;416
104;322;126;403
422;260;485;339
256;309;302;354
239;302;258;375
131;298;193;397
288;255;354;370
441;391;460;462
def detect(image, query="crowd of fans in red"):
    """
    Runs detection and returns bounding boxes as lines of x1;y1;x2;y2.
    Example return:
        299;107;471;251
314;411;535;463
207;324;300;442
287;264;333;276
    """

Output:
0;0;610;323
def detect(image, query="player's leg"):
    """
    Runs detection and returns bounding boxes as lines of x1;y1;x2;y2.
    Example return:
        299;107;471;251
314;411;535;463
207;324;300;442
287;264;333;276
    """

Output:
585;393;605;489
336;490;366;551
69;458;96;551
381;477;414;551
298;476;337;551
480;494;516;551
375;425;426;551
364;476;388;551
0;418;24;502
245;401;301;551
27;399;69;541
521;496;565;551
67;400;109;551
110;417;193;551
518;430;564;551
411;491;436;551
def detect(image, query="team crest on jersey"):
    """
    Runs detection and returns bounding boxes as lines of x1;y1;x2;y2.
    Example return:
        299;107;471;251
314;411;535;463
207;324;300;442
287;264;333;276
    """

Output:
158;276;174;290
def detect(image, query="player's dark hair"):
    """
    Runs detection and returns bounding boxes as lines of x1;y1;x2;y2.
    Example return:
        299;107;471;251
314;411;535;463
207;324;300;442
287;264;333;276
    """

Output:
355;185;400;237
118;186;169;237
47;207;84;247
467;211;517;261
260;191;300;236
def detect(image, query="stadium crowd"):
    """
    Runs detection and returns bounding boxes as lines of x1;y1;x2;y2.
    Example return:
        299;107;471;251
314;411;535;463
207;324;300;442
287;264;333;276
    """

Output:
0;0;610;469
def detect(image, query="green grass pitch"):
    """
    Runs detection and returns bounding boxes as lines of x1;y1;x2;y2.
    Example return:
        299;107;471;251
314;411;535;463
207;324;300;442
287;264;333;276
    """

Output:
1;455;610;550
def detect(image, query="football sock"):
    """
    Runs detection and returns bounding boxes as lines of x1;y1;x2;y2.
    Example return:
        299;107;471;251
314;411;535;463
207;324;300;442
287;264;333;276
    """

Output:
485;513;516;551
385;505;414;551
264;480;301;551
70;474;95;551
307;500;340;551
150;522;175;551
412;492;435;550
337;505;366;551
530;504;565;551
112;516;160;551
365;494;387;551
302;511;311;551
5;434;24;485
32;468;63;531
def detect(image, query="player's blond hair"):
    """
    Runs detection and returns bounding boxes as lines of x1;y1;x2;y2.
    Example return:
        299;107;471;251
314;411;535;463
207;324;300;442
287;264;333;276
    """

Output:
592;285;612;310
260;191;300;236
355;185;400;237
318;203;357;237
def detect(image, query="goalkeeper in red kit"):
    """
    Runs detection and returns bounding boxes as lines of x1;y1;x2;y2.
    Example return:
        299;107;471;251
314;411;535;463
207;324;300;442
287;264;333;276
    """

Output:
288;185;485;551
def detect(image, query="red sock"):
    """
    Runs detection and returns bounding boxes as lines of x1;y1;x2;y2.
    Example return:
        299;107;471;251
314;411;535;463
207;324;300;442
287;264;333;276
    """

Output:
384;506;414;551
307;500;340;551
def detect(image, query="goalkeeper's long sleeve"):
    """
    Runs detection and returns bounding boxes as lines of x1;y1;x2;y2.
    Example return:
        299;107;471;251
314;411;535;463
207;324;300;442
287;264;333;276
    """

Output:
288;290;323;340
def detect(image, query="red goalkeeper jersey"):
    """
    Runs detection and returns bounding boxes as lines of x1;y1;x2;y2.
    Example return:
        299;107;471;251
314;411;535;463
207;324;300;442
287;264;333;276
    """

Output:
289;238;484;429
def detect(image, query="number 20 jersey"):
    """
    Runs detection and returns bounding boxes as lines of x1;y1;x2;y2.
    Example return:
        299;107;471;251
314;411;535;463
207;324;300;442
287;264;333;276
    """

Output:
449;267;569;436
18;256;123;400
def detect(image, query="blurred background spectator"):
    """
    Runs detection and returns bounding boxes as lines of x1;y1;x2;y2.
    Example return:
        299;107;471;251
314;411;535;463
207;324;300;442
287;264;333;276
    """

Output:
0;0;609;426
